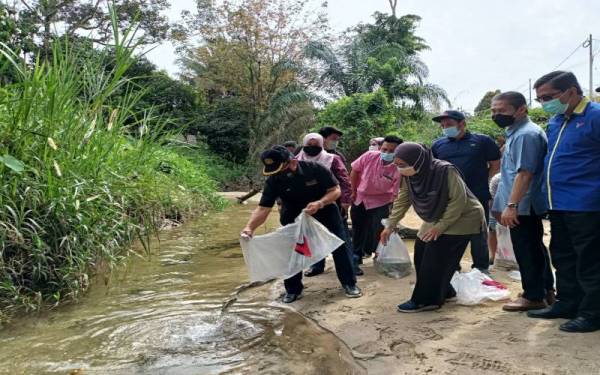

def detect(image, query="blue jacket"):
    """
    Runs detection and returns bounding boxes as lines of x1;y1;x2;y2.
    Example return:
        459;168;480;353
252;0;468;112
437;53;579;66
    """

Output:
544;98;600;211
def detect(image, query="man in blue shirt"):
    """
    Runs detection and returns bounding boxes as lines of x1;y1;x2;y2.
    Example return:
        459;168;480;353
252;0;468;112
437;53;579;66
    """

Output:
432;110;501;273
527;71;600;333
490;92;554;313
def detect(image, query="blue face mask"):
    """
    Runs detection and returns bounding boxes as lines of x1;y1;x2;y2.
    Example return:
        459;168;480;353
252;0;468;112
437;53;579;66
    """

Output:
542;98;569;115
380;152;395;162
442;126;460;138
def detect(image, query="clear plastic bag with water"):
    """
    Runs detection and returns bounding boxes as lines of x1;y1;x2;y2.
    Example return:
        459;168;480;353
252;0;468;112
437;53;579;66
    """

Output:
240;212;344;282
374;232;412;279
494;224;519;270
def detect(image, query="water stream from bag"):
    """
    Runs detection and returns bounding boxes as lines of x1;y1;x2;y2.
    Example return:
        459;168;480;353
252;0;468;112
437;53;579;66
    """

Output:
0;203;363;374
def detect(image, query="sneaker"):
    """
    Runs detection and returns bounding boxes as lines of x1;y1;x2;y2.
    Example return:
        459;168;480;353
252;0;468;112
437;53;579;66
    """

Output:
397;300;440;313
282;291;303;304
343;285;363;298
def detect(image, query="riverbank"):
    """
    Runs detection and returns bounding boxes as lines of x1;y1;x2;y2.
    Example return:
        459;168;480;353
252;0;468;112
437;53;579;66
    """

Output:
232;196;599;375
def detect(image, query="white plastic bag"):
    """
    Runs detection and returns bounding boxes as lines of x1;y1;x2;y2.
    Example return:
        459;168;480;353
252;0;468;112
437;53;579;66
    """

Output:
450;269;510;305
374;233;412;278
494;225;519;270
240;212;344;282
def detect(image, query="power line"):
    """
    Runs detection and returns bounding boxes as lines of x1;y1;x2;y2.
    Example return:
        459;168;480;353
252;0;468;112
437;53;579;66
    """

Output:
551;43;584;71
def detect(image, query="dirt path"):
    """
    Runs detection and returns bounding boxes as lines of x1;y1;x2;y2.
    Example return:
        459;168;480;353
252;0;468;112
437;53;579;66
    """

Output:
226;193;600;374
286;212;599;375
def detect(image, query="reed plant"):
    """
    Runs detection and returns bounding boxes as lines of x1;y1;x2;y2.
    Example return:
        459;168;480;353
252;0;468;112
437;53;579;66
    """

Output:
0;15;224;314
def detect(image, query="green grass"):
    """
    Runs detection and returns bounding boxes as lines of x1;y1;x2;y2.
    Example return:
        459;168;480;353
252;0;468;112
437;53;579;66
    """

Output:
0;27;225;315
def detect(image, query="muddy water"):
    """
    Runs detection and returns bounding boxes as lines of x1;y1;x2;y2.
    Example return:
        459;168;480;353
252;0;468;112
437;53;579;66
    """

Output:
0;204;364;374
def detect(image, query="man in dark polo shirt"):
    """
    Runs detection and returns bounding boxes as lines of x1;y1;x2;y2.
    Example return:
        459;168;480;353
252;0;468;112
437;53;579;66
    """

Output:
241;146;361;303
432;110;501;273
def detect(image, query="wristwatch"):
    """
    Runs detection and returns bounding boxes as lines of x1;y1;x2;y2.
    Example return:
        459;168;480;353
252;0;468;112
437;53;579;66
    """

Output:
506;202;518;209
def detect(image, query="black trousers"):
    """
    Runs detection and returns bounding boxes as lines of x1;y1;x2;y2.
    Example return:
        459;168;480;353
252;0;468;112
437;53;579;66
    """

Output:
351;202;390;258
509;212;554;302
412;235;471;306
549;211;600;319
469;200;490;271
284;208;356;294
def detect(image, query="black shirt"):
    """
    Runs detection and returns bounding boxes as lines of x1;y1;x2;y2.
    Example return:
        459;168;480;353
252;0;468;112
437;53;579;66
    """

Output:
259;161;339;225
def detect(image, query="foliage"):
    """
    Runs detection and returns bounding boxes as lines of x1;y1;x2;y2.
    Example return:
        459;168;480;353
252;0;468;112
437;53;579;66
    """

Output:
0;24;223;313
304;12;448;112
317;89;400;161
2;0;170;58
474;89;501;115
178;0;327;165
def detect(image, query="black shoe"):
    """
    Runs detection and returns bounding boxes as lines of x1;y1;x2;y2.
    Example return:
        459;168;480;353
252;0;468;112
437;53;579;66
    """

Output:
304;268;324;277
397;300;440;313
354;267;364;276
560;317;600;333
527;304;577;320
282;292;303;304
343;285;362;298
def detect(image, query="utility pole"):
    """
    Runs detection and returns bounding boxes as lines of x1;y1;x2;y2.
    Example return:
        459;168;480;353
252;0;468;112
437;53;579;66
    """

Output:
587;34;594;99
528;78;532;107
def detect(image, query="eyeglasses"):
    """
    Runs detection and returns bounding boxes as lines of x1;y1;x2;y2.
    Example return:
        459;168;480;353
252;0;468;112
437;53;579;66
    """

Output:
534;91;564;103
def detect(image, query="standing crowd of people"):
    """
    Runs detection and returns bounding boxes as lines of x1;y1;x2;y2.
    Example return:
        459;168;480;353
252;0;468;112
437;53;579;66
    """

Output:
241;70;600;333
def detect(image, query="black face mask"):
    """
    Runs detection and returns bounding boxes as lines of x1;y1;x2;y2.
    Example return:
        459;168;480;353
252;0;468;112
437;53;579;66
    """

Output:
492;114;516;128
303;146;322;157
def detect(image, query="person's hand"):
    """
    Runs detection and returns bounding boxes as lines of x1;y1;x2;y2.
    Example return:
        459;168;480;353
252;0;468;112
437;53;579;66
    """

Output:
304;201;323;216
240;227;254;240
420;227;442;243
380;228;393;246
500;207;519;228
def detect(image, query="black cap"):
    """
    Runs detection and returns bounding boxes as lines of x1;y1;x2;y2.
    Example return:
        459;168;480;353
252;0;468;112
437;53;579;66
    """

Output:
260;145;292;176
283;141;297;148
596;86;600;93
318;126;344;138
432;110;466;123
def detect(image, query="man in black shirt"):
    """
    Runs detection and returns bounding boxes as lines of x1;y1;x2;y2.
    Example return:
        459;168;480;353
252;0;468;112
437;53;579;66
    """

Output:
241;146;362;303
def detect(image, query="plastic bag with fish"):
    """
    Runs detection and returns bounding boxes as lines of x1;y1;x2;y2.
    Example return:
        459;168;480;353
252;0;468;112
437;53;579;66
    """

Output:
240;212;344;282
494;225;519;270
374;232;412;279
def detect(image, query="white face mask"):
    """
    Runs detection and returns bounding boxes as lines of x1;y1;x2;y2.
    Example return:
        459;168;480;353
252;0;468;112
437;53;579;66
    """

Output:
327;140;339;150
368;145;378;151
397;148;424;177
397;166;417;177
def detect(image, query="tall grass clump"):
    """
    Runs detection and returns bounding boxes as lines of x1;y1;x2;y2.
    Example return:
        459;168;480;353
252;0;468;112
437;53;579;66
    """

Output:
0;20;223;314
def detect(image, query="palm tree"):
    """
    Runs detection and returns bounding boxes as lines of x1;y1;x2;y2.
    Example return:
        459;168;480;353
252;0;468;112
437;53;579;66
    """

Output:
304;14;449;111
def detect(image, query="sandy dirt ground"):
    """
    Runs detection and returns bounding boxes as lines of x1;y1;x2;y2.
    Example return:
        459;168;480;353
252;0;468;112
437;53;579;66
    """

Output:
223;193;600;375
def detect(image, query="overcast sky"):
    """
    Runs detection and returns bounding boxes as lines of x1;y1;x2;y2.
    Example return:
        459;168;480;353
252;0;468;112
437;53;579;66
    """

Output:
146;0;600;112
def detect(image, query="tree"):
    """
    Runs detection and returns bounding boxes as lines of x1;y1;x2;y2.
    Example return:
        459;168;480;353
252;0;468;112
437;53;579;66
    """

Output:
317;89;400;161
178;0;328;163
304;12;448;112
388;0;398;17
474;89;501;115
4;0;171;57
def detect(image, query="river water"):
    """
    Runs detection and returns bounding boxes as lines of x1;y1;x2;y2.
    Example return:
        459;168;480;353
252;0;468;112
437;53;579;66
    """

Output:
0;203;363;374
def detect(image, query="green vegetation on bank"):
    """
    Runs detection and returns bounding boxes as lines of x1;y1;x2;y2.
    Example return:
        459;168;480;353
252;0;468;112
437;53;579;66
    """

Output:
0;30;226;315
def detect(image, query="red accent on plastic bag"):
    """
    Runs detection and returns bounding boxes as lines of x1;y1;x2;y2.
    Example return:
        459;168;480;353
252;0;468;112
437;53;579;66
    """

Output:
294;236;312;257
482;279;507;290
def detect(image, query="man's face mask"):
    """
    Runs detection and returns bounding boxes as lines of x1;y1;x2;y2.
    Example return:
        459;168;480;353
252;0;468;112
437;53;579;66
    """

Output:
327;140;339;150
492;113;516;128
